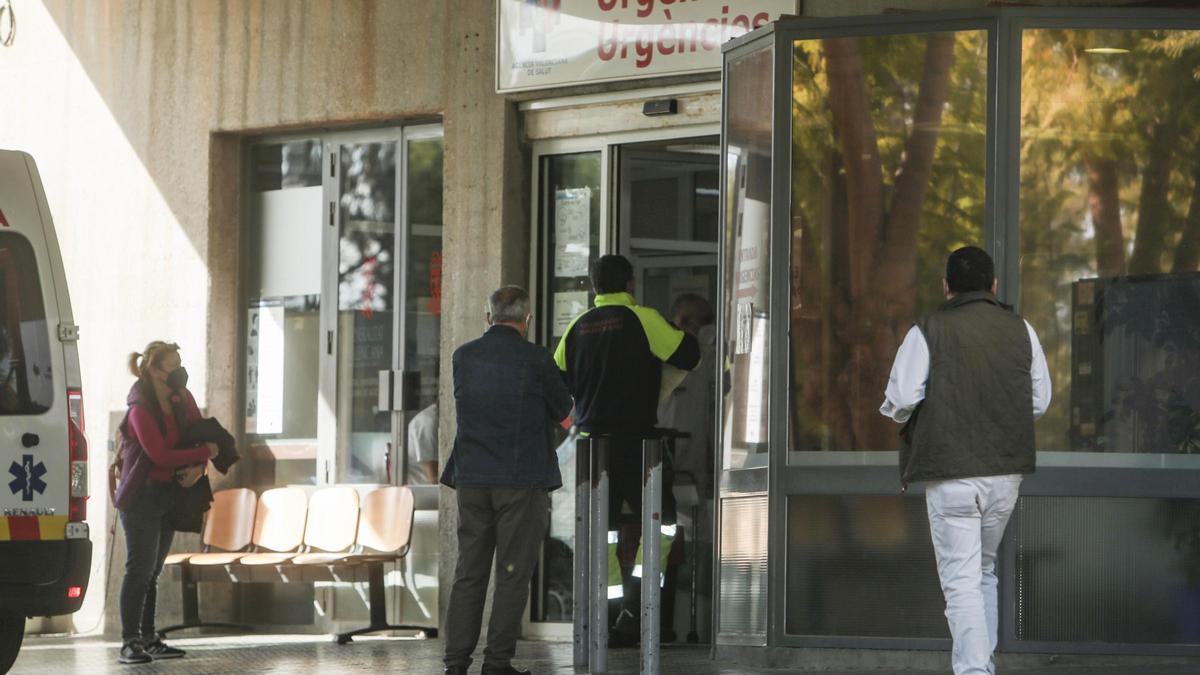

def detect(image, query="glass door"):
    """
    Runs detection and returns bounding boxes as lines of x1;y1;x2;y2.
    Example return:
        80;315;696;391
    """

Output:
617;137;721;645
527;129;719;640
245;139;325;487
245;127;444;490
531;148;603;626
332;134;401;485
396;127;446;487
617;137;721;320
327;127;446;487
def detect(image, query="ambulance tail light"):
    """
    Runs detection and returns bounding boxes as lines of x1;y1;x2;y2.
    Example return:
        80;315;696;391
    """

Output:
68;388;88;522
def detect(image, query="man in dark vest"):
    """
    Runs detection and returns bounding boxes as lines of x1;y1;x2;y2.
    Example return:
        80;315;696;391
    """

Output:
880;246;1051;675
554;254;701;646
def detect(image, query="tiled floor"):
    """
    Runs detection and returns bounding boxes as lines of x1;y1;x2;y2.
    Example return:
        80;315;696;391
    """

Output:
9;633;1200;674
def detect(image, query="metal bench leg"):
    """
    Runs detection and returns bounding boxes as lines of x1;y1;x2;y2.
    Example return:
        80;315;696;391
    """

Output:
590;438;609;673
335;561;438;644
573;437;591;668
156;565;252;638
641;439;662;675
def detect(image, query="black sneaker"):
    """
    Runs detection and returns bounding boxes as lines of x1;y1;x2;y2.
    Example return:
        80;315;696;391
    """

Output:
143;639;186;659
118;640;152;664
481;665;532;675
608;608;640;648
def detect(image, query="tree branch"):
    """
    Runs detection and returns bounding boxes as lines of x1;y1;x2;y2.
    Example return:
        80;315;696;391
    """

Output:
1174;160;1200;272
822;37;883;303
1129;120;1177;275
1086;154;1126;277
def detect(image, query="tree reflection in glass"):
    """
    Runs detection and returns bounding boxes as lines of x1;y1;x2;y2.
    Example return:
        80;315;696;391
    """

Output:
790;31;988;453
1019;29;1200;454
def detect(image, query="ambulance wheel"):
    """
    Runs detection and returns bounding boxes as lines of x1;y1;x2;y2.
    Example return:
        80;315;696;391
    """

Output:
0;610;24;675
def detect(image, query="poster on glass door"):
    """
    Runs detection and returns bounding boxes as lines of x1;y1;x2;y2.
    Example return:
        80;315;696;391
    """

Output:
555;187;591;278
497;0;797;92
245;301;285;435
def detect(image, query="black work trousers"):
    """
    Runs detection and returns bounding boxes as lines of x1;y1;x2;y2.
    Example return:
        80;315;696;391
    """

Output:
443;486;550;670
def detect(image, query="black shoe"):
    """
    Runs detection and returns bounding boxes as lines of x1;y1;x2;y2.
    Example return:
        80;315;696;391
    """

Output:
608;607;640;648
442;667;468;675
144;639;186;659
118;640;152;665
481;665;531;675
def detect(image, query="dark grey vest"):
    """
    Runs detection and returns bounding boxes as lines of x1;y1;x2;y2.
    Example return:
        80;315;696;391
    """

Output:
900;291;1036;487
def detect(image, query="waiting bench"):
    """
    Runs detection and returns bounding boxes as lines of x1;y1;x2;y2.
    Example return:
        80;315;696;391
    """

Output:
159;485;436;644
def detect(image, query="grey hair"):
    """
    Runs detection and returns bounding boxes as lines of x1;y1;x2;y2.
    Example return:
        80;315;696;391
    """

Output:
488;285;531;324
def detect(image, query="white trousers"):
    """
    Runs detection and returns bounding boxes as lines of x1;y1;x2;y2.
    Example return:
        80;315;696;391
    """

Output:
925;474;1022;675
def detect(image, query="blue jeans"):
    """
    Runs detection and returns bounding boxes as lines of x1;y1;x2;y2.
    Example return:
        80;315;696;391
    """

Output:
119;482;177;642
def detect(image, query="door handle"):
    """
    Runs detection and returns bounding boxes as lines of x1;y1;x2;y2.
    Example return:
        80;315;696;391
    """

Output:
378;370;421;412
21;433;39;448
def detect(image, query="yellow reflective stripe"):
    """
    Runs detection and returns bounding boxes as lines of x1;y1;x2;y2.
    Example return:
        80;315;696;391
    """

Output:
38;516;68;540
553;311;587;372
0;518;9;541
632;305;685;363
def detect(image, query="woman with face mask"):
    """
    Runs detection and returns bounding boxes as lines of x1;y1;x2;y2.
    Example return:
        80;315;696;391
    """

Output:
113;341;217;664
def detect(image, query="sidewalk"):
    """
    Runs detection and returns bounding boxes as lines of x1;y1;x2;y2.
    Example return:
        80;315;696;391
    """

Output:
9;633;1200;674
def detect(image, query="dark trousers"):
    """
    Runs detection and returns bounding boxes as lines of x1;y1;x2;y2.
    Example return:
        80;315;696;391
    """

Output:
444;487;550;669
610;453;676;621
614;524;687;626
119;483;177;642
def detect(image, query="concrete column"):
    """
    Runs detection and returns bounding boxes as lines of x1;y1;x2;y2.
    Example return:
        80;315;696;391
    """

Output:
436;0;530;631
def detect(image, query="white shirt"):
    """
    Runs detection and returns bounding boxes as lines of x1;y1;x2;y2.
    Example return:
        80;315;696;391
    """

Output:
406;403;438;484
879;321;1051;424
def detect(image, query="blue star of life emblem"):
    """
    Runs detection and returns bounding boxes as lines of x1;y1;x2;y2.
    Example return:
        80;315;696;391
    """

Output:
8;454;47;502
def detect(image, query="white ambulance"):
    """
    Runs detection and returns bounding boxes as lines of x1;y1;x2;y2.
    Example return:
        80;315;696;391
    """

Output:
0;151;91;673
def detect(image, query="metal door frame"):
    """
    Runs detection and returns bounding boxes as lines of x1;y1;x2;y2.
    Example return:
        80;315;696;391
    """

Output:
243;124;444;489
525;122;719;639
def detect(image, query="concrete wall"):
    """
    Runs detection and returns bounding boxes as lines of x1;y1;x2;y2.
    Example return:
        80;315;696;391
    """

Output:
0;0;521;636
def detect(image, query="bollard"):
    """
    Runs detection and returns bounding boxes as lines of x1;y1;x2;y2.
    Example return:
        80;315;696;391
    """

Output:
573;436;591;668
640;437;663;675
686;501;700;644
589;437;610;673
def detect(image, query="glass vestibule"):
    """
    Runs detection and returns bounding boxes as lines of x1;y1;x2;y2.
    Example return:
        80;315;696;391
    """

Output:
720;9;1200;655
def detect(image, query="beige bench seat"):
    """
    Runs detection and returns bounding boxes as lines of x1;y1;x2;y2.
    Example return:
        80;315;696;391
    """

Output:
162;488;256;567
161;484;433;644
187;551;251;566
237;552;299;566
157;488;257;637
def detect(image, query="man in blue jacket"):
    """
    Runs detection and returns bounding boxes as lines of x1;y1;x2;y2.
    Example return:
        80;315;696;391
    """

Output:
441;286;573;675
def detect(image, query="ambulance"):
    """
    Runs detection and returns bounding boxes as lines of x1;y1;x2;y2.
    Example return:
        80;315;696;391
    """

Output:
0;151;91;673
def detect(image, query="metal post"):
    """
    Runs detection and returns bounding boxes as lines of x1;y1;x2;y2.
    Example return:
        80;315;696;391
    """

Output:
590;437;610;673
573;436;591;668
641;437;662;675
687;502;700;644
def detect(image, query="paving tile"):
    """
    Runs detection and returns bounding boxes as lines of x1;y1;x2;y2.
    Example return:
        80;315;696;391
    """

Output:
9;634;1200;675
